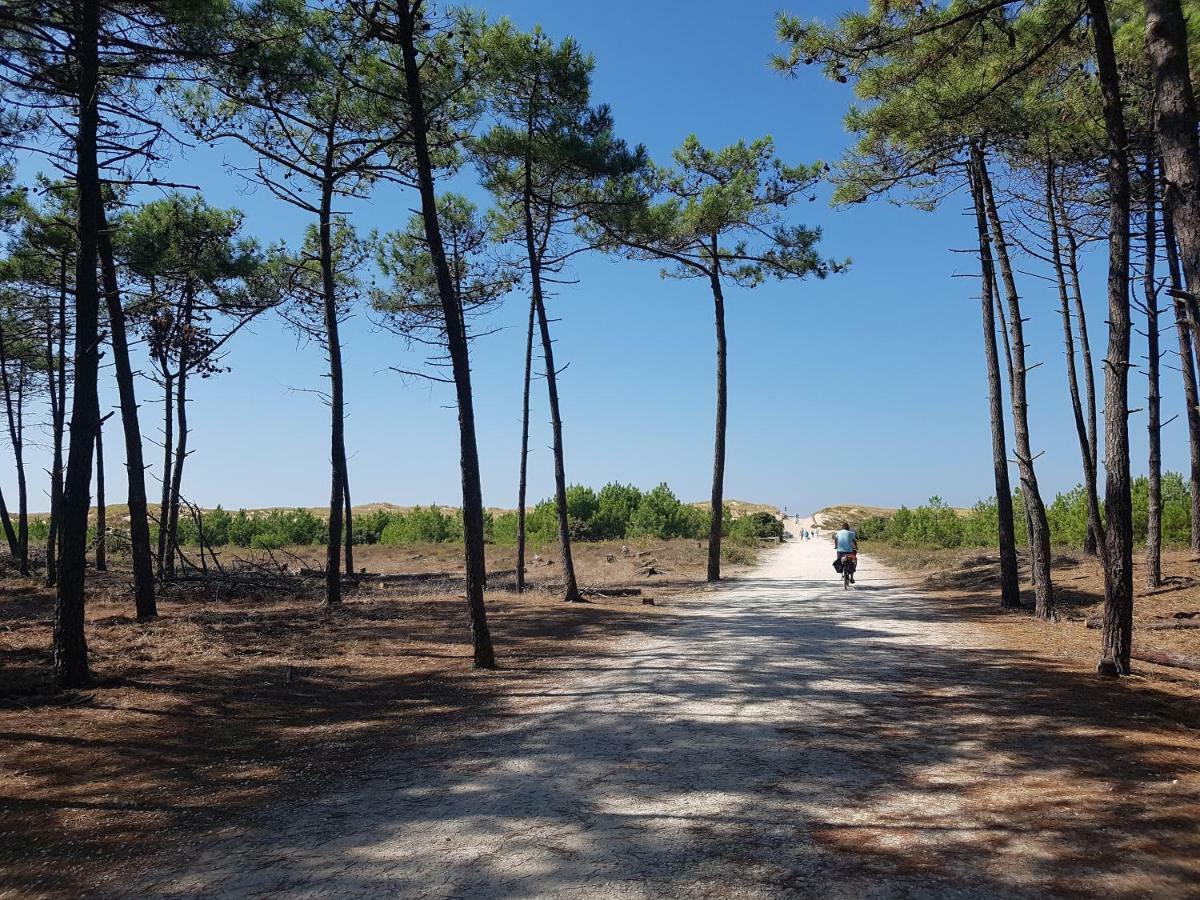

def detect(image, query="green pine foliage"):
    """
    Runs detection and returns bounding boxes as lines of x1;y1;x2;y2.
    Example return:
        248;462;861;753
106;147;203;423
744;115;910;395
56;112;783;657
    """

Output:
166;481;765;549
868;475;1197;549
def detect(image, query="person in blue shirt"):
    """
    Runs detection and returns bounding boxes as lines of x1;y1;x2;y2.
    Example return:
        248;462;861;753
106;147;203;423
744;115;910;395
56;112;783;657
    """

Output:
833;522;858;583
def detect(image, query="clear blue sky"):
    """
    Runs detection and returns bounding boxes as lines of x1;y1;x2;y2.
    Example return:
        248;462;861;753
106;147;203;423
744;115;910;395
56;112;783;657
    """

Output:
4;0;1183;515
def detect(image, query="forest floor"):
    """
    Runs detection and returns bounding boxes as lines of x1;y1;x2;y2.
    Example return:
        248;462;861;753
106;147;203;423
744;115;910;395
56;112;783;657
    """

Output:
3;531;1200;897
0;538;724;899
868;542;1200;670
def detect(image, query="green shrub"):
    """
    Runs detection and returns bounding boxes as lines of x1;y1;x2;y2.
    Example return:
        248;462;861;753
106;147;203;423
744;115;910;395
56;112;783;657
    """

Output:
379;505;462;544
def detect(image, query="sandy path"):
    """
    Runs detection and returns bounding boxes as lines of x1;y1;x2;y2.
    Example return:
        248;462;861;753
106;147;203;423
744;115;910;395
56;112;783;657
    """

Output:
129;524;1198;899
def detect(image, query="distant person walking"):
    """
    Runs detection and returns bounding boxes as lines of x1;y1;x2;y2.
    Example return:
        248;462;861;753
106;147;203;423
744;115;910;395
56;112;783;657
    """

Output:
833;522;858;584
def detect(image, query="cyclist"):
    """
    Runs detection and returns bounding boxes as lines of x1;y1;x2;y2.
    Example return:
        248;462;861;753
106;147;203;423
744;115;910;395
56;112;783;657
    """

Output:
833;521;858;583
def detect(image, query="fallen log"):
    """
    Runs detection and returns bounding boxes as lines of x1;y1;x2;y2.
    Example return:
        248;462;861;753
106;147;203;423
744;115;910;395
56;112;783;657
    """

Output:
1085;617;1200;631
584;586;642;598
1133;649;1200;673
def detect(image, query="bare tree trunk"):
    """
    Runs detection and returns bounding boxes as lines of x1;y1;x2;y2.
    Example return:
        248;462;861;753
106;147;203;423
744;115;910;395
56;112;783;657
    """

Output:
96;202;156;621
343;475;354;576
396;3;495;666
1;327;30;576
55;0;102;687
45;266;66;586
318;175;345;607
165;287;195;581
1144;0;1200;314
1145;155;1164;588
977;148;1055;619
1164;185;1200;551
96;412;111;571
522;161;582;604
969;156;1021;609
1057;185;1103;556
1089;0;1135;676
1047;159;1104;558
156;370;173;578
515;294;535;594
707;262;728;583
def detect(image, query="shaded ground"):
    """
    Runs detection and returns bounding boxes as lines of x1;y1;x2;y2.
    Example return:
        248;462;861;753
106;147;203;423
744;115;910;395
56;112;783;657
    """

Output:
117;527;1200;898
869;542;1200;676
0;539;720;898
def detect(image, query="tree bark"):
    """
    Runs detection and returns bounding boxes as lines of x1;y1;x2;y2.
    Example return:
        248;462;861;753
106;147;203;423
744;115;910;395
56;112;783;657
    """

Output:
1144;0;1200;318
969;154;1021;608
318;175;345;607
45;261;67;586
164;286;195;581
1163;184;1200;551
977;148;1054;619
1;326;30;576
515;294;535;594
1057;183;1102;556
96;412;110;571
1088;0;1135;676
96;202;156;620
396;1;495;666
54;0;102;688
157;370;173;578
1046;159;1104;560
1145;155;1163;588
343;475;354;576
707;259;728;583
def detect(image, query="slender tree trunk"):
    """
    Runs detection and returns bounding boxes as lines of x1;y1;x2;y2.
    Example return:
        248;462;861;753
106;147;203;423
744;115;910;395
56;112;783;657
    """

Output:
343;475;354;576
977;148;1054;618
531;287;583;602
157;369;173;578
515;294;535;594
165;287;195;581
1145;155;1163;588
47;261;68;585
96;202;156;620
1144;0;1200;318
396;3;495;666
969;157;1021;608
96;412;110;571
318;175;345;607
1164;185;1200;551
1057;184;1103;556
55;0;102;687
1047;159;1104;559
0;486;17;559
1089;0;1135;676
1;328;30;576
707;261;728;583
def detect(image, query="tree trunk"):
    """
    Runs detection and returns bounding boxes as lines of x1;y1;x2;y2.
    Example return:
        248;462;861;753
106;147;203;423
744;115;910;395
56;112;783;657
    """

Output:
1145;155;1163;588
318;176;345;607
1144;0;1200;318
707;262;728;583
1163;184;1200;551
96;412;110;571
157;370;173;578
54;0;102;688
1046;159;1104;560
1;327;30;576
343;475;354;576
165;287;195;581
515;294;535;594
521;148;582;604
96;202;156;621
45;264;66;586
1057;183;1103;556
977;148;1054;618
1088;0;1135;676
532;288;583;602
396;4;495;666
969;154;1021;608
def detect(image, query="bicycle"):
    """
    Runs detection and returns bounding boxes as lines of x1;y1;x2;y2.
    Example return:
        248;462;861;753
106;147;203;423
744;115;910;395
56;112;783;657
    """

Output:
840;552;857;590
